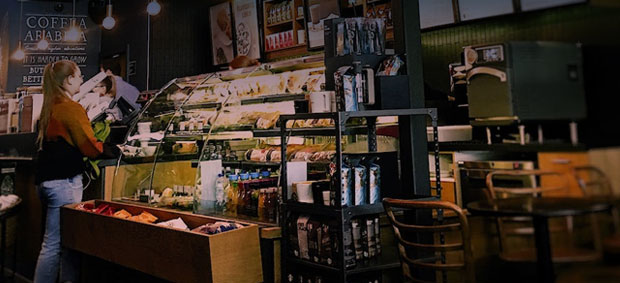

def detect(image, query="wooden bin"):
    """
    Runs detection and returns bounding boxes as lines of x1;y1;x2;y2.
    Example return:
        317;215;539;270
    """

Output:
61;200;263;283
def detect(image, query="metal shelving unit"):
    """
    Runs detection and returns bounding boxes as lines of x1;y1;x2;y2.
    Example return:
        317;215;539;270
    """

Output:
279;109;440;282
428;141;587;153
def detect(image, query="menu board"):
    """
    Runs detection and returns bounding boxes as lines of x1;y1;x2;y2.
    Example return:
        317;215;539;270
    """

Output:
20;14;91;86
459;0;514;21
7;1;101;91
419;0;455;29
520;0;586;11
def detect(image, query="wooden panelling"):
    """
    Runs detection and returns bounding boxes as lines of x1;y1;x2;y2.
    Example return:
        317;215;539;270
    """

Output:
431;180;458;205
538;152;590;197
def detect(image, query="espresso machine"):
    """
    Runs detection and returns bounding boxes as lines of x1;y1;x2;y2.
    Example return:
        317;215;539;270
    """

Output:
455;41;587;145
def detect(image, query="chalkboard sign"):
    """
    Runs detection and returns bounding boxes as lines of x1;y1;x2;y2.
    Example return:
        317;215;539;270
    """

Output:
6;1;101;92
419;0;455;29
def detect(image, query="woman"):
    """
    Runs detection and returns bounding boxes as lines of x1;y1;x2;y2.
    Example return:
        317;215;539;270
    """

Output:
35;60;103;283
92;75;116;99
90;75;123;121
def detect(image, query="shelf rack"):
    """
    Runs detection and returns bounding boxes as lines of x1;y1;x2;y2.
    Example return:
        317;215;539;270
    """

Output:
279;109;440;282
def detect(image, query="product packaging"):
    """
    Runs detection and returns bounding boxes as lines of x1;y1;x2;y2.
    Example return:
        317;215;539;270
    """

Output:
366;218;376;258
307;219;321;263
288;214;300;257
319;222;334;265
375;216;381;255
297;215;310;260
352;219;363;261
368;162;381;204
354;164;367;205
341;163;353;206
343;222;357;269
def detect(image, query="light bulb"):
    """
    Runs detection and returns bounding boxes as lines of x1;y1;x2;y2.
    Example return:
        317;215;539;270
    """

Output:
12;42;25;60
66;25;80;41
37;38;49;50
102;16;116;30
147;1;161;16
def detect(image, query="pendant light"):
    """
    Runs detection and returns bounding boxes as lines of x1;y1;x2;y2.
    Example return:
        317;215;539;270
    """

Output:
147;0;161;16
37;29;49;50
65;0;80;41
102;0;115;30
11;1;25;60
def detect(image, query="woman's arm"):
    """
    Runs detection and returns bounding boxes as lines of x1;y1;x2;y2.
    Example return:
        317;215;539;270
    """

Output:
58;102;104;159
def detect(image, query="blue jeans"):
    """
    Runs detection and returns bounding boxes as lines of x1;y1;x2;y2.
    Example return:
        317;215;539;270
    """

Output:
34;175;83;283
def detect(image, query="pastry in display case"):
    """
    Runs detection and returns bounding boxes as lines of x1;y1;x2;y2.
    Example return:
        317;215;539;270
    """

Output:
109;57;333;224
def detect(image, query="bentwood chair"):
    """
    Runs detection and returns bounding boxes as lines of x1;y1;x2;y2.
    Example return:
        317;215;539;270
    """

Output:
572;166;620;258
383;198;475;283
486;170;602;263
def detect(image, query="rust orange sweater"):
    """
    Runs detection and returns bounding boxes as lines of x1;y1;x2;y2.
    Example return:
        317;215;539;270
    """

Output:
36;98;103;183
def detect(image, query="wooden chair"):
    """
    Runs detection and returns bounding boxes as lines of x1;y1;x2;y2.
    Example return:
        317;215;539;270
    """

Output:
383;198;475;283
572;166;620;257
486;169;602;263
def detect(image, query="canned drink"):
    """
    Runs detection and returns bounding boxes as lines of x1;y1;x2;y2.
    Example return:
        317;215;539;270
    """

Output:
368;163;381;204
354;165;367;205
341;165;353;206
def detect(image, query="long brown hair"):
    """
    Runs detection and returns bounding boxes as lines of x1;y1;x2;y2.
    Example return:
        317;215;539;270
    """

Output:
37;60;78;149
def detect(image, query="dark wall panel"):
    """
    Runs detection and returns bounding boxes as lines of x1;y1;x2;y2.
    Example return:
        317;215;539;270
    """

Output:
420;4;620;94
149;0;213;90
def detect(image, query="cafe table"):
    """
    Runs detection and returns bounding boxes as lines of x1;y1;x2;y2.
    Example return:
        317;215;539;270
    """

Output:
467;197;611;283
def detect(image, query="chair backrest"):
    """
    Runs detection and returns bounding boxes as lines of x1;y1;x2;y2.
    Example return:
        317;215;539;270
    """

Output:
572;165;619;231
572;166;613;197
383;198;475;283
486;169;569;199
485;169;603;261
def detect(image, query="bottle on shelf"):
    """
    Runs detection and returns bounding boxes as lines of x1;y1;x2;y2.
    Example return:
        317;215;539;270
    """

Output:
215;173;227;214
226;174;239;217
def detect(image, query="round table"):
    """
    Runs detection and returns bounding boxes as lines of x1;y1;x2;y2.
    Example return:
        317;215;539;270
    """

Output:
467;197;611;283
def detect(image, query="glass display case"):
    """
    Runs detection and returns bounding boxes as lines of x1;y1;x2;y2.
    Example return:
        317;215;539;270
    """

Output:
109;55;330;224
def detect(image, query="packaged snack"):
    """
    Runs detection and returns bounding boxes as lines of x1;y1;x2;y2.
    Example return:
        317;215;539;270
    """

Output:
336;21;345;56
340;163;353;207
343;72;358;112
307;219;321;263
375;18;386;55
156;217;189;231
352;219;363;260
354;164;367;205
319;223;333;265
375;216;381;255
368;162;381;204
128;211;158;223
288;214;300;257
366;218;376;258
113;209;131;219
297;215;311;260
